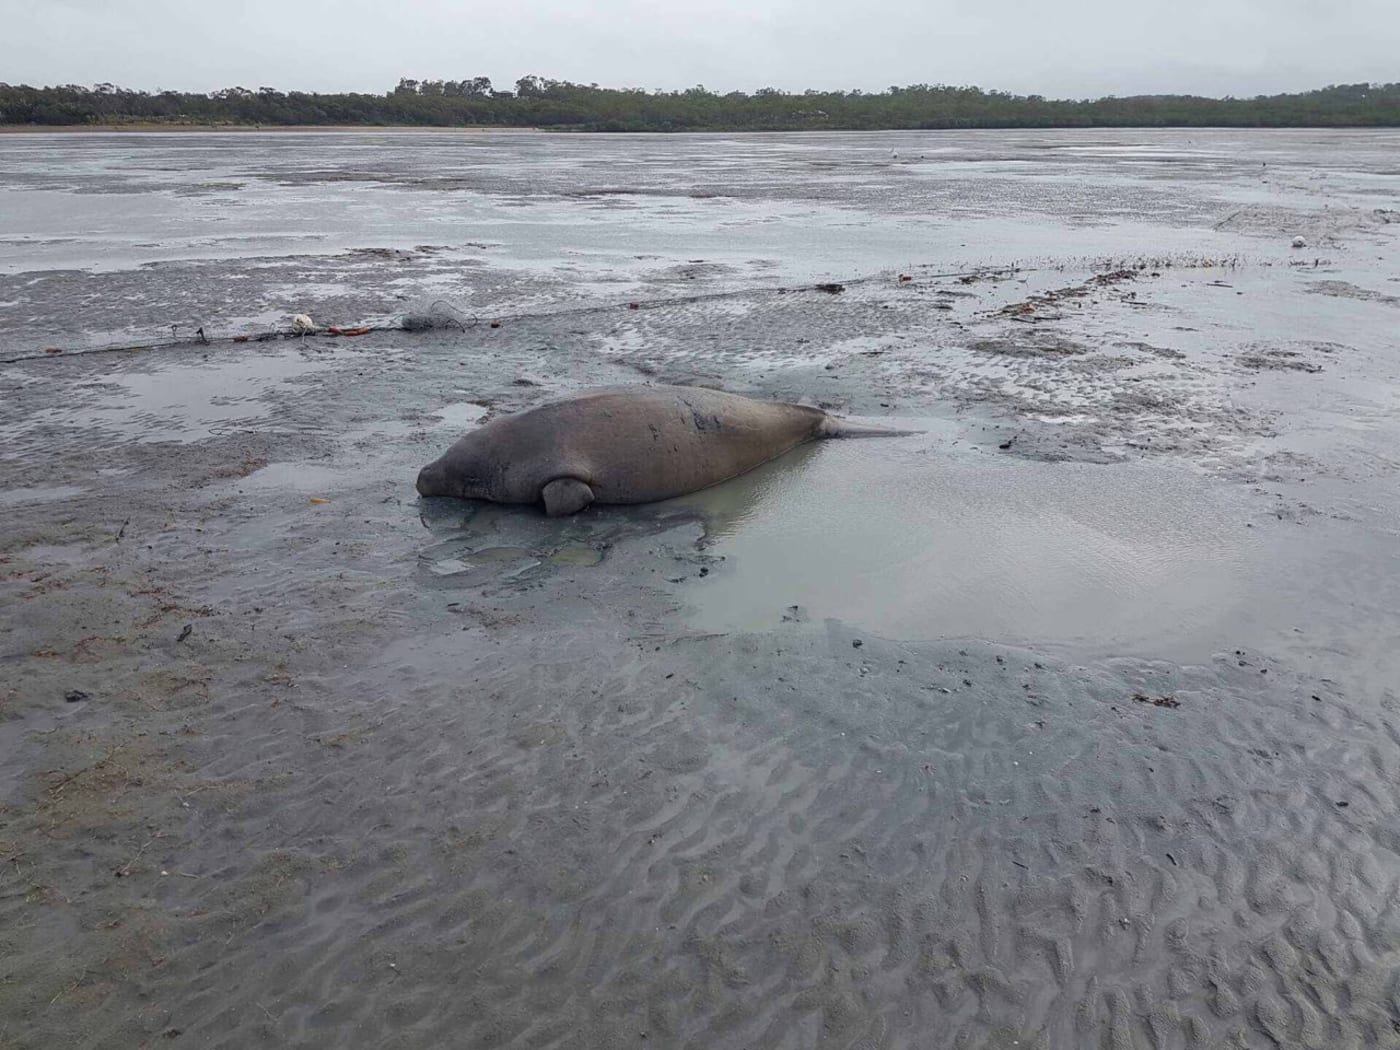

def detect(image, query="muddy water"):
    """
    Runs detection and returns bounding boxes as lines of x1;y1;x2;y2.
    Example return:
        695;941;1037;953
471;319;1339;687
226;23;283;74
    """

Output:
679;433;1259;658
3;127;1397;352
0;349;336;451
3;129;1400;1050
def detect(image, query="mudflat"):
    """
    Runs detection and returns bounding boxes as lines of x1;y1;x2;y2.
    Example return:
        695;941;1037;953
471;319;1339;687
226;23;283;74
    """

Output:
2;129;1399;1048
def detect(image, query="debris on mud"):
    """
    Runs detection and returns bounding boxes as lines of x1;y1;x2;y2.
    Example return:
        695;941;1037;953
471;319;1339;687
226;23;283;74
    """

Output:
994;268;1145;322
1117;340;1186;360
401;300;475;332
1238;348;1323;373
1133;693;1181;709
1305;280;1400;307
971;333;1088;357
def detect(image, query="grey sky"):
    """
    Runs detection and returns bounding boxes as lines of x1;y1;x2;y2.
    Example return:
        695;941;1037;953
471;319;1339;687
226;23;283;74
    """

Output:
2;0;1395;98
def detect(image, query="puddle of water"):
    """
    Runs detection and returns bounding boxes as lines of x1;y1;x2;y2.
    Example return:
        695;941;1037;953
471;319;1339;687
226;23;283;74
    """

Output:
420;540;544;583
433;402;489;429
15;542;93;566
1;351;330;445
547;544;606;567
0;485;86;505
338;419;419;445
415;498;643;586
677;433;1266;659
236;462;347;491
102;354;326;439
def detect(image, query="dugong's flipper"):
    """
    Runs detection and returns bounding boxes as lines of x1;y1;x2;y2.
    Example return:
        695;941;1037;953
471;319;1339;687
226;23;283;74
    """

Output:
542;477;595;517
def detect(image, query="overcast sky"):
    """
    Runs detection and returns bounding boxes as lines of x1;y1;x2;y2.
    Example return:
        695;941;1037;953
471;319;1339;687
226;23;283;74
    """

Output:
2;0;1395;99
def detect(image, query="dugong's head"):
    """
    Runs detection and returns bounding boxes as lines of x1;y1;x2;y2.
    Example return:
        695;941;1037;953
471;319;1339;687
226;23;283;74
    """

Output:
415;456;460;498
416;441;490;500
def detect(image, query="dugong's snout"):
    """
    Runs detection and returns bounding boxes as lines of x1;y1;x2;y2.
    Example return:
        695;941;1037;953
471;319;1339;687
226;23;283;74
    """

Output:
416;460;455;498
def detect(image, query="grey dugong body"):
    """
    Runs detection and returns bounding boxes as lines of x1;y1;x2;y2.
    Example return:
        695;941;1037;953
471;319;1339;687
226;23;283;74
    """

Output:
416;385;907;516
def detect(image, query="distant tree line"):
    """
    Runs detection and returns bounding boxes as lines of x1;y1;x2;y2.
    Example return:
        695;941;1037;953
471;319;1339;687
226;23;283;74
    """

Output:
1;77;1397;131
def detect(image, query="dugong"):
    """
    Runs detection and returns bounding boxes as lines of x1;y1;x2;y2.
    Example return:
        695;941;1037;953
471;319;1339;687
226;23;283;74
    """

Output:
416;385;910;516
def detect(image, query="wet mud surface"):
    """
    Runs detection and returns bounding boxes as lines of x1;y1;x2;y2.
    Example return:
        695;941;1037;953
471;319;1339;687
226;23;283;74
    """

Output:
3;129;1400;1048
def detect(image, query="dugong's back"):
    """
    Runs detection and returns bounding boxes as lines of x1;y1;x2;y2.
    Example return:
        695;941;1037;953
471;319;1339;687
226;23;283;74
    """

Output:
470;385;827;506
525;386;823;503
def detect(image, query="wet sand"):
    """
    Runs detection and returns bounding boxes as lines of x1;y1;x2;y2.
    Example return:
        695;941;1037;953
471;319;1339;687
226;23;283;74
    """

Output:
3;129;1400;1048
0;125;536;134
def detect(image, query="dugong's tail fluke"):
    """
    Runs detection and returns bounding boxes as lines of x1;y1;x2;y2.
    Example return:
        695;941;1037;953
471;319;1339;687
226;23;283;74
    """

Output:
820;418;920;439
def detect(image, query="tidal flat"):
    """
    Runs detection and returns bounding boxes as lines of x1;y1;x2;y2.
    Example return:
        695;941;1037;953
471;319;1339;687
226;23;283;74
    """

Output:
2;128;1400;1048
